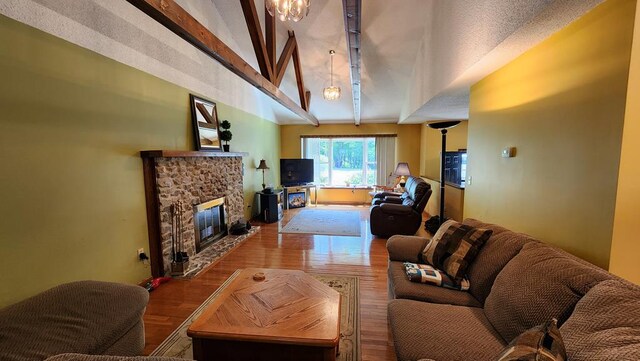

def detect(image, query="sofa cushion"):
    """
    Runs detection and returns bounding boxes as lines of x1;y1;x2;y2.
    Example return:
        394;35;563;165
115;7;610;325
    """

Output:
484;242;613;343
388;299;505;361
560;279;640;361
462;219;537;304
0;281;149;361
422;220;492;283
496;319;567;361
388;261;482;307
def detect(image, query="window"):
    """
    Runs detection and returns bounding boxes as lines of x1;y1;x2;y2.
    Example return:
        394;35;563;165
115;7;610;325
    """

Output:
303;137;376;186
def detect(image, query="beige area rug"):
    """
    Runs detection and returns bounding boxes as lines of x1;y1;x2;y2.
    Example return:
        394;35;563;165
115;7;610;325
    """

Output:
151;270;360;361
280;209;362;237
173;226;260;279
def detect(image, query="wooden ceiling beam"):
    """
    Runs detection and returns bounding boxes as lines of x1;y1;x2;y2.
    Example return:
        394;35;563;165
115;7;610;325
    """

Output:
240;0;273;81
126;0;318;126
342;0;362;125
274;33;296;87
264;6;276;74
291;33;309;111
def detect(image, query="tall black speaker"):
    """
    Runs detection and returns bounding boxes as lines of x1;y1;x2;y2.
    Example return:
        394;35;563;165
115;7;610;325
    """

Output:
259;191;283;223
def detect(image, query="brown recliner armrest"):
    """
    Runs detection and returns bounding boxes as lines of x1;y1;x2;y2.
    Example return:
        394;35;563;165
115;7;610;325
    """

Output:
373;191;402;199
380;203;412;214
382;196;403;204
386;235;430;262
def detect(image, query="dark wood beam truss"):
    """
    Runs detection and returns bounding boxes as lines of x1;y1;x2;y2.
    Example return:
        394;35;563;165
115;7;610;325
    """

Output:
240;1;312;114
126;0;318;126
240;0;273;81
342;0;362;125
264;5;276;73
291;33;309;111
274;34;296;87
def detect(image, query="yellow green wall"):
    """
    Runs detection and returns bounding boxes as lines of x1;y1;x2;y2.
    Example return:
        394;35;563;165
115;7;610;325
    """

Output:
422;179;465;221
465;0;635;269
280;123;422;204
0;15;279;307
609;1;640;283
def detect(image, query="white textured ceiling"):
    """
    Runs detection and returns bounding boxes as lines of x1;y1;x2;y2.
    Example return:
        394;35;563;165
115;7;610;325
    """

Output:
210;0;429;124
0;0;605;125
209;0;604;124
399;0;604;123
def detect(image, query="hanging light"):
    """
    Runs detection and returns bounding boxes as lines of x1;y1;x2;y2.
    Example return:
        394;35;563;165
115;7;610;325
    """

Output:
323;50;341;101
265;0;311;22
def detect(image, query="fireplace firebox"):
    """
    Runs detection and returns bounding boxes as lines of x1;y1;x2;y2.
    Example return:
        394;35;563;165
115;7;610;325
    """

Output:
193;197;228;253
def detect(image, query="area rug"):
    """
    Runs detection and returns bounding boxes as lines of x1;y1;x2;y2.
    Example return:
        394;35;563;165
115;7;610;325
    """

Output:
150;271;360;361
173;226;260;279
280;209;361;236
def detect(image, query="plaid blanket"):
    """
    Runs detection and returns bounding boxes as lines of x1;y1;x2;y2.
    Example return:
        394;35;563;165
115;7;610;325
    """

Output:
404;262;470;291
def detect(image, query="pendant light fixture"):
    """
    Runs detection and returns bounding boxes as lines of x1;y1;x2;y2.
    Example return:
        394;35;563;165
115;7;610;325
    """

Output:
323;50;341;101
265;0;311;22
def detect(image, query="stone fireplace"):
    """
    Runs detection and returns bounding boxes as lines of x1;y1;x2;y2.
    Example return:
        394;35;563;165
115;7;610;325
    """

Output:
140;150;247;277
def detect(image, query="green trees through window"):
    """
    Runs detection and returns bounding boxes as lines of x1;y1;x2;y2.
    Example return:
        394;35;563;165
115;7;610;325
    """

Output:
303;137;376;186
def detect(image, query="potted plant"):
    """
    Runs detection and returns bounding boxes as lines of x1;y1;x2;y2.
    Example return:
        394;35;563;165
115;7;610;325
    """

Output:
220;120;232;152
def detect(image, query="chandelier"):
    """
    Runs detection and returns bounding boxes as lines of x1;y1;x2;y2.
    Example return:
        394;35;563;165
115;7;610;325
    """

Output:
323;50;341;101
265;0;311;22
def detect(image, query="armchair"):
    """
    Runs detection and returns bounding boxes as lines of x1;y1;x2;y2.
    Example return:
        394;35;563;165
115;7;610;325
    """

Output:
370;176;432;237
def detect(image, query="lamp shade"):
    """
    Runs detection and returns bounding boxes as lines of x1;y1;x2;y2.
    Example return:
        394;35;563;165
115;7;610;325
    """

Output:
393;162;411;176
426;120;462;130
257;160;270;170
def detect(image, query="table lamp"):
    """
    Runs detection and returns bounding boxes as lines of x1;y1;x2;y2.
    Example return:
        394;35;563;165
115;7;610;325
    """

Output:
256;159;269;190
393;162;411;188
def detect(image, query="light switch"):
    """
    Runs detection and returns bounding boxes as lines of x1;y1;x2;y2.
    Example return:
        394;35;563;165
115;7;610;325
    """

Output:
502;147;516;158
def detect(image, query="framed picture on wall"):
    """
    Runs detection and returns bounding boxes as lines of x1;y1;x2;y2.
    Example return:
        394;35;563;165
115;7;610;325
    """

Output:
190;94;222;151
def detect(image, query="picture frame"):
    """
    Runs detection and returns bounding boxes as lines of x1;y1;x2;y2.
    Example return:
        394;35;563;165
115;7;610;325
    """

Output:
190;94;222;151
287;192;307;209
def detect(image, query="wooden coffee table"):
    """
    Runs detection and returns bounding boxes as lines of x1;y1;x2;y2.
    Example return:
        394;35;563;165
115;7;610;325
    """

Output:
187;268;341;361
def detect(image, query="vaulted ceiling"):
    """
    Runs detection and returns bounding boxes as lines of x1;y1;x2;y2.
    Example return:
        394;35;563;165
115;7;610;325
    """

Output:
0;0;604;126
208;0;603;125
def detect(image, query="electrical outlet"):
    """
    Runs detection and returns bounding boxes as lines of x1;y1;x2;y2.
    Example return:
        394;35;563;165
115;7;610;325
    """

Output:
137;248;145;257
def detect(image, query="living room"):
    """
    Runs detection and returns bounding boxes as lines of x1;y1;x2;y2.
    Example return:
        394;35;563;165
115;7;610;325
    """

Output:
1;0;639;360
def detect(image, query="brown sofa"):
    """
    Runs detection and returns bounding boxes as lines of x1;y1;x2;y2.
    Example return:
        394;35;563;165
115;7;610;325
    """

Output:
370;176;432;238
0;281;163;361
386;219;640;361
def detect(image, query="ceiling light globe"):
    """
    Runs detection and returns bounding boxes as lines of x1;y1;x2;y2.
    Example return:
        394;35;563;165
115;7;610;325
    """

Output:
266;0;310;22
323;86;341;101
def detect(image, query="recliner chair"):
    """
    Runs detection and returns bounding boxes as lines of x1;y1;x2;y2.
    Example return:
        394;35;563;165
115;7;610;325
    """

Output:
370;176;432;238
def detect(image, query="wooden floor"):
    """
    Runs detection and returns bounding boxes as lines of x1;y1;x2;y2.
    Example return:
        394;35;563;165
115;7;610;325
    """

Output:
143;205;431;360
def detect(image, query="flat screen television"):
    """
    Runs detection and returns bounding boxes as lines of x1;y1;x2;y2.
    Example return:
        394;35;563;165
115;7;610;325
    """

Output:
280;159;314;186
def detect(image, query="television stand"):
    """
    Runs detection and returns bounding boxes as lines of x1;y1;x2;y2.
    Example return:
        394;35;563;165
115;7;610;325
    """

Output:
283;184;318;210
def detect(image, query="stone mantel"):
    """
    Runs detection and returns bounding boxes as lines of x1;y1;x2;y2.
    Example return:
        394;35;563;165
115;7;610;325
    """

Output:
141;150;249;158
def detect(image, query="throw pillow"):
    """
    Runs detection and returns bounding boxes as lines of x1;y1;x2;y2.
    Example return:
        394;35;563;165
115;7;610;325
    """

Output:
403;262;470;291
495;319;567;361
422;220;492;283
